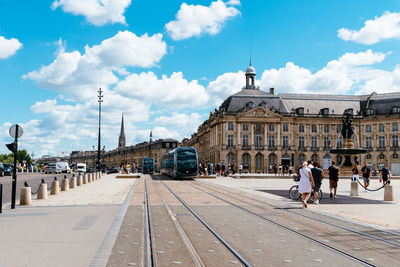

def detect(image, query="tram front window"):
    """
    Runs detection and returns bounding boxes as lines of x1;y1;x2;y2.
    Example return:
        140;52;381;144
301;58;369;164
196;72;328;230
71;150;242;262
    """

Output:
177;150;197;173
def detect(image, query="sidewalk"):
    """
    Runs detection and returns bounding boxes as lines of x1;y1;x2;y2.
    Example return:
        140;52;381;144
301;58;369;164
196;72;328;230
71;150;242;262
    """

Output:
203;176;400;231
0;173;137;267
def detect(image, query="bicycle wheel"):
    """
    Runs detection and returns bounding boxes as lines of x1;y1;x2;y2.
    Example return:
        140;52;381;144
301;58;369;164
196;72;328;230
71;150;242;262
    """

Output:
289;185;301;200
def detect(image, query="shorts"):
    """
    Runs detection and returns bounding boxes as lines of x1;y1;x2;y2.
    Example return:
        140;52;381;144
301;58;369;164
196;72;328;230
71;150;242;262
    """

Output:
352;174;359;182
313;183;321;192
382;176;388;183
363;177;370;184
329;179;338;189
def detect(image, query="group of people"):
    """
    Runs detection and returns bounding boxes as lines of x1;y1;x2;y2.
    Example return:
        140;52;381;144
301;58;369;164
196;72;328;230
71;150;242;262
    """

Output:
198;161;234;176
297;160;392;208
269;164;294;176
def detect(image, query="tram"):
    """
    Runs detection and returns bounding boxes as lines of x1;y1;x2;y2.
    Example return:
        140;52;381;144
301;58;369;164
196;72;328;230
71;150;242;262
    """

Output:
161;147;198;178
142;157;155;174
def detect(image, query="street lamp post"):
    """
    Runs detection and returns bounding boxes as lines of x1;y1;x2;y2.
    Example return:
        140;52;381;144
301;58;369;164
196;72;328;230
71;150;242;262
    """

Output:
97;87;103;171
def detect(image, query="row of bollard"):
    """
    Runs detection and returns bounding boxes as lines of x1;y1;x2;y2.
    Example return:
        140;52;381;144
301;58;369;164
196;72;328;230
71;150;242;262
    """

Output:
350;181;394;201
20;172;102;205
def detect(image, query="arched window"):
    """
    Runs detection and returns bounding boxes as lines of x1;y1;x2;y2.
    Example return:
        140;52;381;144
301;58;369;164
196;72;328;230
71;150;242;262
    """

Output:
311;154;318;164
228;153;234;164
259;102;267;108
344;108;353;115
256;153;263;169
366;154;372;160
242;153;250;168
393;154;398;159
298;154;306;165
378;154;385;160
268;154;276;167
246;102;254;109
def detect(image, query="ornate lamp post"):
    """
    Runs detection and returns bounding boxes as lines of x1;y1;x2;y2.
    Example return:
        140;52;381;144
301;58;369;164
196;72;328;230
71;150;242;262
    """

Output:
97;88;103;171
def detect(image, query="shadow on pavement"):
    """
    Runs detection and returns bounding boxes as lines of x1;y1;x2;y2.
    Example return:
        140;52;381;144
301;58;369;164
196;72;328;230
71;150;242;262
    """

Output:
258;189;391;205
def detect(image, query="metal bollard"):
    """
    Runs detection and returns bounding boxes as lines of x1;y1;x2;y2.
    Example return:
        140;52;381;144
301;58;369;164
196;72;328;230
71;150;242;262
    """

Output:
0;183;2;213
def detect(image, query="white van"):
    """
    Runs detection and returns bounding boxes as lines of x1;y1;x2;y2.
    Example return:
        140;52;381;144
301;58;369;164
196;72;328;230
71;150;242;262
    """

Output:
77;163;87;173
56;162;71;173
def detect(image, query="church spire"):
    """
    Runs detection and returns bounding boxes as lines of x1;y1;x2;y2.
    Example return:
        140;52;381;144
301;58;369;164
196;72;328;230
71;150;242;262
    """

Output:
118;113;126;148
150;130;153;143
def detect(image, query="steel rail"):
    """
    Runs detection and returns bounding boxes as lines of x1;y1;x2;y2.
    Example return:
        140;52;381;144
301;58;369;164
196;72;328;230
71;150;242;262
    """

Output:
144;175;155;267
193;180;400;248
151;176;205;267
183;180;375;267
155;176;252;267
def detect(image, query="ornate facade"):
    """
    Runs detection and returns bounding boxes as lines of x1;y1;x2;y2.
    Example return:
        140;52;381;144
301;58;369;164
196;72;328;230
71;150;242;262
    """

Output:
185;64;400;175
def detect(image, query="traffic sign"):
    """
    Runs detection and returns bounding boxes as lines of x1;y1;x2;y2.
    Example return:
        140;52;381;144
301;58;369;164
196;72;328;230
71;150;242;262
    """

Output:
9;124;23;139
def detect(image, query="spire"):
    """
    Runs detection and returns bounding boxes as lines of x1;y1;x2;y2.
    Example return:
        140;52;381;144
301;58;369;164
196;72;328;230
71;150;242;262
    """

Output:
118;113;125;148
150;130;153;143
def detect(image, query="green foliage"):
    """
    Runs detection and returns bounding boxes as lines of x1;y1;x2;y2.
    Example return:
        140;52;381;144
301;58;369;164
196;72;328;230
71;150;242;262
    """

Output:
0;149;32;164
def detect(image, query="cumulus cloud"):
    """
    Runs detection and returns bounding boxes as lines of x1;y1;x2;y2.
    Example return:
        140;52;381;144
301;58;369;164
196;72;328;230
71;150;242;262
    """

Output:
51;0;131;26
259;50;389;95
23;31;167;100
0;36;22;59
115;71;209;108
338;11;400;44
154;112;204;135
165;0;240;40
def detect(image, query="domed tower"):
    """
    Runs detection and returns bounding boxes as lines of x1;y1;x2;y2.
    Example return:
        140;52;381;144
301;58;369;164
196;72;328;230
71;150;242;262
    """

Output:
245;60;257;89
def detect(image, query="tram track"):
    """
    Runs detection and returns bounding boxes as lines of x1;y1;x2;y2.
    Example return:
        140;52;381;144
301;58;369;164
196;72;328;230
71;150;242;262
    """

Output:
192;180;400;247
182;179;400;266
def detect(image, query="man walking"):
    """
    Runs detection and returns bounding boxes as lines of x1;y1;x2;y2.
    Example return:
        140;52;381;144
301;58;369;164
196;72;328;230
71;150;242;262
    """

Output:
361;162;371;191
328;161;340;198
379;163;391;185
311;162;324;204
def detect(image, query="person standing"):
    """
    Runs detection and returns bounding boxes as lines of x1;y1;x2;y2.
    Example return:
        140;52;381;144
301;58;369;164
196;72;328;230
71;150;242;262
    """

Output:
298;161;315;208
311;162;324;204
352;164;359;182
361;162;371;190
239;164;243;174
379;163;391;185
328;161;340;198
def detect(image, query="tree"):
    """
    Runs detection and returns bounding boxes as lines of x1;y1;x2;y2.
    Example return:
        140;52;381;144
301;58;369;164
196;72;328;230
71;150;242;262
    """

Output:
16;149;32;165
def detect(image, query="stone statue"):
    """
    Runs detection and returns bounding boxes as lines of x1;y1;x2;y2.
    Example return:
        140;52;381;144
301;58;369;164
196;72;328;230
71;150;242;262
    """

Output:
341;113;354;139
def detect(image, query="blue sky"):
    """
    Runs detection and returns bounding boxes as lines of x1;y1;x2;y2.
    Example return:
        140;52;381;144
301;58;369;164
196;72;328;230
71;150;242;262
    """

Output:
1;0;400;157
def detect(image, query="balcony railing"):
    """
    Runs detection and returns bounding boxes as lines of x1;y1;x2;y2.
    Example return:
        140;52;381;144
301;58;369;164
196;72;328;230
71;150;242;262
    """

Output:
255;146;264;150
311;147;319;152
227;145;236;150
268;146;277;151
242;145;251;150
323;147;330;151
377;147;386;151
298;147;307;151
282;146;290;151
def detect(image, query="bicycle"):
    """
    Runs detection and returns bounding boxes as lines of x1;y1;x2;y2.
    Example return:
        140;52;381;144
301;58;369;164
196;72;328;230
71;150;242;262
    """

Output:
289;175;322;203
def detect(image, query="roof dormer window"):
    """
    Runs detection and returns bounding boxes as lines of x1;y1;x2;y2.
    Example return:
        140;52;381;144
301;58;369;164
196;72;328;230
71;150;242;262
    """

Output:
246;102;254;109
392;106;400;114
365;108;374;116
344;108;353;115
259;102;267;108
321;108;329;117
296;107;304;116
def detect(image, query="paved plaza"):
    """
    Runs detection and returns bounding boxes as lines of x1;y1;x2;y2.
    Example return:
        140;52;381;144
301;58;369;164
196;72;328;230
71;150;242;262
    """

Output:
0;173;399;266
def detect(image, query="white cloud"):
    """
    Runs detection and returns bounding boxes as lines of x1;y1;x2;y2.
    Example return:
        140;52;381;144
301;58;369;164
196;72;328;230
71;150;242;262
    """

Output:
338;11;400;44
152;126;181;140
0;36;22;59
115;71;209;108
154;112;203;134
51;0;131;26
23;31;167;101
165;0;240;40
259;50;389;94
227;0;241;5
206;70;244;105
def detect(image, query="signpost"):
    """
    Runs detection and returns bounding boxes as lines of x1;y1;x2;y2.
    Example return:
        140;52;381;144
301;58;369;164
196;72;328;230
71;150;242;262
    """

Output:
6;124;23;209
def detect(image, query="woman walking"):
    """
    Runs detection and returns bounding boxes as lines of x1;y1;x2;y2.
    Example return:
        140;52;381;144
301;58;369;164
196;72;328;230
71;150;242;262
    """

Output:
298;161;315;208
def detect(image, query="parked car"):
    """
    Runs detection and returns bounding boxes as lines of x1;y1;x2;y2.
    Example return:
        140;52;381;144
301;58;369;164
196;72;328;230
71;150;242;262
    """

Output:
77;163;87;173
3;163;13;175
56;162;71;173
0;163;4;176
44;163;62;174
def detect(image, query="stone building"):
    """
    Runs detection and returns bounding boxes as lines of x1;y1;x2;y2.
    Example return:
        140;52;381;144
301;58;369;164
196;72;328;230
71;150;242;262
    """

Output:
185;64;400;175
69;115;178;170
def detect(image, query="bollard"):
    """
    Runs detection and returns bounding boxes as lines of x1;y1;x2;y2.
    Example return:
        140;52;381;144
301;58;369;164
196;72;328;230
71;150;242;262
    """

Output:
50;180;60;195
37;184;48;200
83;174;88;184
384;185;394;201
70;176;77;188
91;172;95;181
88;173;92;183
61;178;69;191
77;174;83;186
96;172;99;180
0;183;2;213
20;187;32;205
350;181;359;196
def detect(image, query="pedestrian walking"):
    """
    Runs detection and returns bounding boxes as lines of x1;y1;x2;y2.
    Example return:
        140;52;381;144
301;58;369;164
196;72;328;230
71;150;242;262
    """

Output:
288;166;293;175
311;162;324;204
361;162;371;190
239;164;243;174
379;163;391;185
352;164;359;182
328;161;340;198
298;161;315;208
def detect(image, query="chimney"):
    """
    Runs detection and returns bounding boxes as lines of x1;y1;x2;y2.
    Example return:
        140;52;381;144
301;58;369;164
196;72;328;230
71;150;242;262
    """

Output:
269;88;274;95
